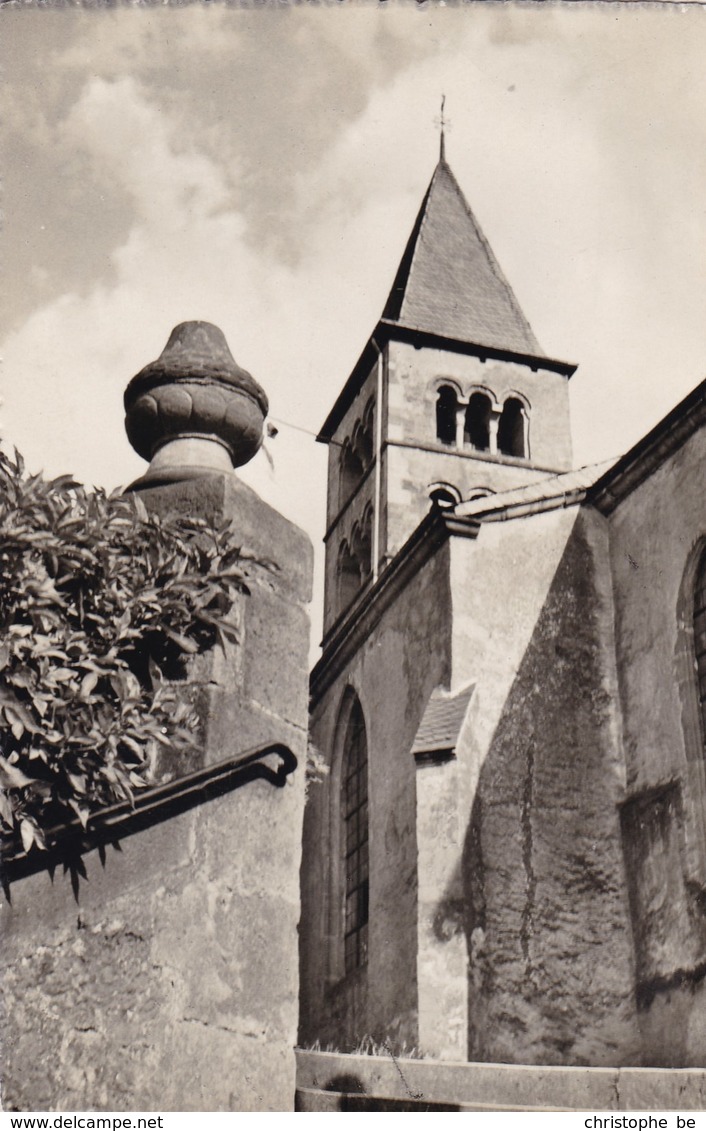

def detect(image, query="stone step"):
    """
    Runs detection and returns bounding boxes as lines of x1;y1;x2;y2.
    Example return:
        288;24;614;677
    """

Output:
296;1049;706;1111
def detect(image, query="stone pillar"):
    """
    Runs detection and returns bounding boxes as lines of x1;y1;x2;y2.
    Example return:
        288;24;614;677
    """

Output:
413;683;473;1062
1;323;312;1112
455;402;466;449
488;406;501;457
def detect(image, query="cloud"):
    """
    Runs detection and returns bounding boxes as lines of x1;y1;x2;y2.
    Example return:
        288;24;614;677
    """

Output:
56;7;243;79
3;3;706;662
1;69;330;528
4;5;706;541
60;76;233;231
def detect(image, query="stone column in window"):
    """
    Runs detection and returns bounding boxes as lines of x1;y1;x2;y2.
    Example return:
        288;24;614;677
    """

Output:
488;408;501;456
455;401;466;449
521;407;530;460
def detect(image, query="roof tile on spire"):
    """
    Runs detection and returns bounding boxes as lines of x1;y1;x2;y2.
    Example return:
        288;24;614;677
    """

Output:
382;160;544;357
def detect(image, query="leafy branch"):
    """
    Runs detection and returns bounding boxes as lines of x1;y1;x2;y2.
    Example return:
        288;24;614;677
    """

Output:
0;449;259;856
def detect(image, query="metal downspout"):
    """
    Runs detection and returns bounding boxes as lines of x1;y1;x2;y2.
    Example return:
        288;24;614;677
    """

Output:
371;336;384;583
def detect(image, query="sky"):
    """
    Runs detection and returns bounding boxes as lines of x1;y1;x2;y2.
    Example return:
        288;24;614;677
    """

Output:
2;2;706;646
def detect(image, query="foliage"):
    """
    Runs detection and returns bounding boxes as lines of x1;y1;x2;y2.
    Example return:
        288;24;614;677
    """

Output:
305;739;330;787
352;1035;425;1061
0;449;256;855
305;1036;426;1060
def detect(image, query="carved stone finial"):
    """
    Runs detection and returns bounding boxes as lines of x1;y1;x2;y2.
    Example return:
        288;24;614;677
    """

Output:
124;321;268;487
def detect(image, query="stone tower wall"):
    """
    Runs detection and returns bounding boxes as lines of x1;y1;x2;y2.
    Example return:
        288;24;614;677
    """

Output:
383;339;573;560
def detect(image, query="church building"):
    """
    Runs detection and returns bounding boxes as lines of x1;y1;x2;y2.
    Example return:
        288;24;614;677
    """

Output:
299;149;706;1070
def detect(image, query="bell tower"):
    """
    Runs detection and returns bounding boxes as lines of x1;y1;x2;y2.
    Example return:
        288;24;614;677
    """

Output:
318;154;576;639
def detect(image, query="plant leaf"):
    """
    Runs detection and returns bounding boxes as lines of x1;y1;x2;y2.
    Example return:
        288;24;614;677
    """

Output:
20;819;35;852
0;755;36;790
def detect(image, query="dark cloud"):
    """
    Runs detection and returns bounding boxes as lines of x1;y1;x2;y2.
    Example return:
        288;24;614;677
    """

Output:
3;3;706;501
2;7;444;330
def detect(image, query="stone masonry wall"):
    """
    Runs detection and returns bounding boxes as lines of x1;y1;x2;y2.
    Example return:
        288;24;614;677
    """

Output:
301;541;453;1051
606;425;706;1066
1;473;312;1111
448;506;640;1065
383;340;572;561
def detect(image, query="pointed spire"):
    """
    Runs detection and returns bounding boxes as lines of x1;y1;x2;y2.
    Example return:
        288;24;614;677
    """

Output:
439;94;447;163
382;159;543;357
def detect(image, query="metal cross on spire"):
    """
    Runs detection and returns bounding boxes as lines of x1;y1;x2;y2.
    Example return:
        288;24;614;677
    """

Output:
435;94;450;161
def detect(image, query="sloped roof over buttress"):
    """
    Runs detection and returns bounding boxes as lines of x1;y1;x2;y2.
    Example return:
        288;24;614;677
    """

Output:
411;683;475;760
454;460;617;521
382;159;544;357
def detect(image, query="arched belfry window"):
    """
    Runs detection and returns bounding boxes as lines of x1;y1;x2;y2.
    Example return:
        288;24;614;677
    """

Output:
436;386;457;446
362;399;374;443
693;549;706;754
353;506;373;581
337;540;361;613
429;484;460;510
340;442;364;507
498;397;526;458
356;401;374;468
465;392;492;451
341;695;369;973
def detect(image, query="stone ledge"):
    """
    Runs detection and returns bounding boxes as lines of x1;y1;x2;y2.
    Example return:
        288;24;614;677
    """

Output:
295;1086;570;1112
295;1049;706;1111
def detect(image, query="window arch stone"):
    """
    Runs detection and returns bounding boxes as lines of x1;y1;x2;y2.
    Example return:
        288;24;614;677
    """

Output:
430;377;463;398
502;389;531;414
428;482;461;510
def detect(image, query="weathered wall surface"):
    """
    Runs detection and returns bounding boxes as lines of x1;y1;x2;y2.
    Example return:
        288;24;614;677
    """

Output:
606;427;706;791
2;473;312;1112
605;425;706;1065
415;748;469;1060
447;506;640;1065
301;542;453;1051
3;790;301;1112
305;503;643;1067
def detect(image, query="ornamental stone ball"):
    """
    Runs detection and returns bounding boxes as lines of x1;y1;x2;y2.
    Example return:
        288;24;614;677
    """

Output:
124;321;269;486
